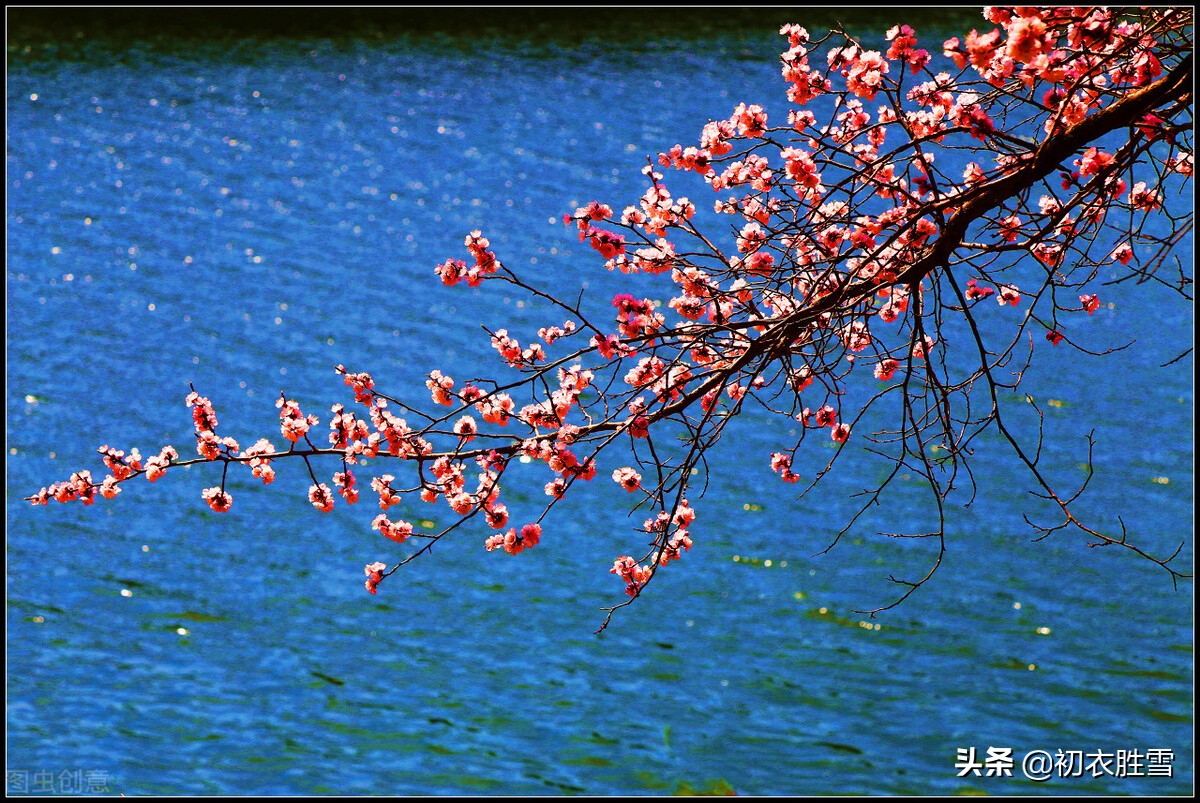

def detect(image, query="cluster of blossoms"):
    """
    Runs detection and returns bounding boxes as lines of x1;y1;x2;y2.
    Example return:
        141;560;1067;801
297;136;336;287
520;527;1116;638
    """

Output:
434;230;503;287
190;392;240;461
29;469;110;506
610;555;653;597
333;470;358;503
372;514;413;544
611;466;642;492
26;449;139;506
484;523;542;555
364;561;387;595
244;439;277;484
202;486;232;513
608;502;695;597
339;365;375;404
790;404;852;445
564;201;627;259
538;320;577;344
99;445;142;481
329;404;370;450
490;329;544;367
276;396;317;444
308;483;335;513
144;445;179;483
770;452;801;484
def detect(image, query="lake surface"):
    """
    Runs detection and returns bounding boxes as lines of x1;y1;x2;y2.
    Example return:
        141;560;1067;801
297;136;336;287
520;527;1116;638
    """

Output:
7;12;1193;795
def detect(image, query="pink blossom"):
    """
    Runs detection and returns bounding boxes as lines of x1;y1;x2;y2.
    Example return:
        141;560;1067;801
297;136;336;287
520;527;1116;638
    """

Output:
709;154;773;193
308;483;335;513
966;278;995;301
372;515;413;544
659;144;712;175
700;119;737;157
520;523;542;548
997;284;1021;306
591;333;623;360
202;486;232;513
446;492;473;516
588;228;626;259
612;467;642;492
434;257;468;286
780;147;824;199
333;470;358;504
1005;14;1048;63
885;24;917;61
731;102;768;138
490;329;522;365
371;475;401;510
874;359;899;381
337;364;375;404
998;214;1022;242
52;478;79;503
789;366;814;393
840;320;872;352
186;391;218;432
627;413;650;439
962;162;986;183
1129;182;1162;211
99;476;121;500
789;110;817;131
277;397;316;443
145;445;178;483
477;392;515;426
328;404;369;450
952;103;995;140
485;523;542;555
780;23;809;47
669;294;706;321
196;430;222;461
810;405;835;428
426;370;455;405
1167;153;1192;176
364;561;387;594
964;28;1002;70
842;49;889;101
912;334;936;360
518;399;563;430
741;251;776;277
610;555;652;596
669;500;696;529
659;529;694;566
538;320;577;344
97;445;141;481
453;415;478;442
463;229;502;280
1075;146;1115;177
521;343;546;364
484;504;509;530
1110;243;1134;265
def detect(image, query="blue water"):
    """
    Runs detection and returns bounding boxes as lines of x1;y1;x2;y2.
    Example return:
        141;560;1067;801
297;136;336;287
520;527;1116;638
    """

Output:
7;22;1193;796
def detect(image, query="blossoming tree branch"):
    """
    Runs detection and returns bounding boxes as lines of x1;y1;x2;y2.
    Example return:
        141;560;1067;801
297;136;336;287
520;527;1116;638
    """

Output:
29;8;1194;630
